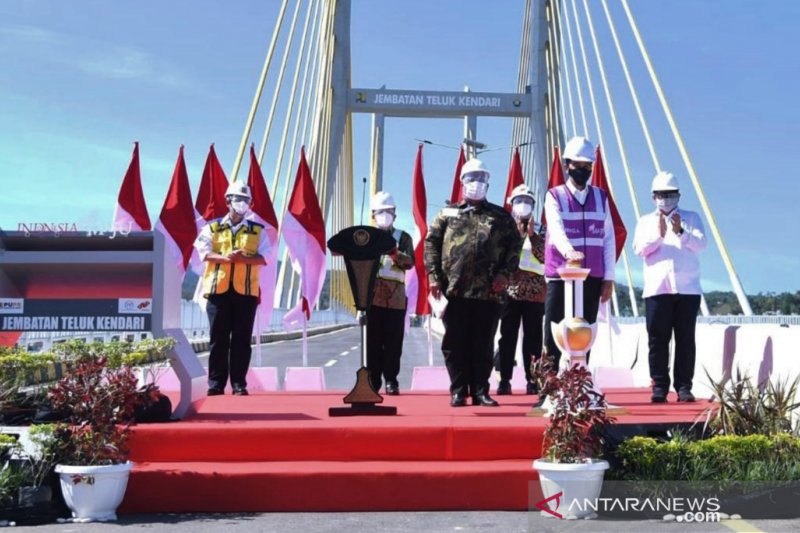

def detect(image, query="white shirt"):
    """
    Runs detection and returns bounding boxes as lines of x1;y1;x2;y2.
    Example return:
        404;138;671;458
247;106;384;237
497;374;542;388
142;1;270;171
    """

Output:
632;207;707;298
543;180;616;281
193;213;271;261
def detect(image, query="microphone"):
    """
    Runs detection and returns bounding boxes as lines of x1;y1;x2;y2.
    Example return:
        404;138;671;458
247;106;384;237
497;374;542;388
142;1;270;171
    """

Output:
359;177;368;225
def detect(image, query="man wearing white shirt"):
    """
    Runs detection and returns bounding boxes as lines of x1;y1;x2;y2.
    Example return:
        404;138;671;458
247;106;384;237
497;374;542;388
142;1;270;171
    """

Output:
633;172;707;403
542;137;615;378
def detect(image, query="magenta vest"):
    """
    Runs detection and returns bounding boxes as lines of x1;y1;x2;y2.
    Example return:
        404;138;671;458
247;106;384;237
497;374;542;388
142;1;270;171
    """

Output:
544;185;607;278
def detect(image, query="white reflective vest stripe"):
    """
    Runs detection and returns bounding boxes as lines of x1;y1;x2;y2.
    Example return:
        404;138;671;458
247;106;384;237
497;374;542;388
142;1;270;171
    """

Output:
518;236;544;275
376;229;405;283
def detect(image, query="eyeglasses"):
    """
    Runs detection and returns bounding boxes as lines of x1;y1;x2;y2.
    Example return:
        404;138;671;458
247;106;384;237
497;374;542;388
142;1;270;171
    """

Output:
461;171;490;184
653;191;679;199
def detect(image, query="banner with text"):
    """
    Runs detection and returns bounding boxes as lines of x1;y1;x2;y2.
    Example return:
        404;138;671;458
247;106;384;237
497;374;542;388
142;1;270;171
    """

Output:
0;298;152;332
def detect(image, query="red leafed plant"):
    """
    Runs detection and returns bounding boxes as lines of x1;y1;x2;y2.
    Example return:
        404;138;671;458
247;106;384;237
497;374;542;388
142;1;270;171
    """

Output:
48;356;158;466
538;362;615;463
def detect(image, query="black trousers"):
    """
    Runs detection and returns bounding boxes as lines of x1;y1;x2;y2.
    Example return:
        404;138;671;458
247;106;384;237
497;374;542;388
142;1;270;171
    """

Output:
441;297;503;397
495;299;545;382
645;294;701;393
366;305;406;390
206;289;259;390
543;277;603;368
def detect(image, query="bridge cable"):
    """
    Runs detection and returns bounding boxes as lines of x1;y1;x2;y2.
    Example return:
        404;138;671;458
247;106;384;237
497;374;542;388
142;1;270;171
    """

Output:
569;0;632;315
229;0;289;182
256;0;303;167
620;0;752;316
548;2;569;145
600;0;660;174
545;4;563;150
560;0;588;135
553;0;577;137
276;0;332;308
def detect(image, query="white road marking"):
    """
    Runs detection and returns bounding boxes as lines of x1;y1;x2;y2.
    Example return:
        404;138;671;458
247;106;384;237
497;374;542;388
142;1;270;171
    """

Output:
339;351;349;356
350;345;359;350
324;359;337;367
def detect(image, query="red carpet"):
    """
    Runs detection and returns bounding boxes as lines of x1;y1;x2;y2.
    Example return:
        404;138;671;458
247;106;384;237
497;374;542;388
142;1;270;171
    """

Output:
120;389;709;513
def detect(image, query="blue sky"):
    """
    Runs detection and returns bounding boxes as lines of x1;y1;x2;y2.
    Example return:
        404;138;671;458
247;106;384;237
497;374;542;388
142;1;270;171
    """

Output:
0;0;798;295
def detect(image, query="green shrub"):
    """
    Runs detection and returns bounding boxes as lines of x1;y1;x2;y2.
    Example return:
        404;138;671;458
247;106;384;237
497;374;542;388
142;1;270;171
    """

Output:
614;433;800;481
704;368;800;436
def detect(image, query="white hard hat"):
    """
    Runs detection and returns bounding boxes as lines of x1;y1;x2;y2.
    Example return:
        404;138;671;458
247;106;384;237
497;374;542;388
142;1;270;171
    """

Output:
562;136;595;162
507;184;535;204
370;191;396;211
460;158;490;180
225;181;252;199
651;171;679;192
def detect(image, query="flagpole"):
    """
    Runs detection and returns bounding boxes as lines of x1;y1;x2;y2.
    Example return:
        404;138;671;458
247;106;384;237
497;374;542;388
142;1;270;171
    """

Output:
426;316;433;367
255;309;263;367
302;312;308;367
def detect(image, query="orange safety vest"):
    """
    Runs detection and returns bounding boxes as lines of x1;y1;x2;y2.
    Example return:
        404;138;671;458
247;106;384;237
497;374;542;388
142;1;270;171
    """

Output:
201;219;264;297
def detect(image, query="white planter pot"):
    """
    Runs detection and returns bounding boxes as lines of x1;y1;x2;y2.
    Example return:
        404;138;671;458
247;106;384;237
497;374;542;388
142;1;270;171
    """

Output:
533;458;609;519
55;462;133;522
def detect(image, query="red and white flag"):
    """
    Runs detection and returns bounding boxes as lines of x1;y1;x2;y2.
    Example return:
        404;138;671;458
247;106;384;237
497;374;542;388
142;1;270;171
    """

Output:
541;145;566;227
112;142;151;232
591;145;627;260
247;144;280;333
191;144;231;305
281;147;326;329
503;147;525;212
194;143;229;227
155;145;197;275
405;144;430;317
448;145;466;205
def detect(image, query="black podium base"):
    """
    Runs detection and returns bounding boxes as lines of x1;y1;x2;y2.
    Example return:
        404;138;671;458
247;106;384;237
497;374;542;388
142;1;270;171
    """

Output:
329;403;398;417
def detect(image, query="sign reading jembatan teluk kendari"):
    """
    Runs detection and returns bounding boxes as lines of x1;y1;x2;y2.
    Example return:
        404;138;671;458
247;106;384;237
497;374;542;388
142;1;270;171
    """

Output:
0;298;152;331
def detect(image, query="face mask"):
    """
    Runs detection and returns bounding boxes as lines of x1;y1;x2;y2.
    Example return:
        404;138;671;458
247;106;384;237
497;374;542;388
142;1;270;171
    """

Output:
463;181;488;201
231;200;250;216
374;212;394;229
655;197;679;212
568;167;591;187
512;202;533;219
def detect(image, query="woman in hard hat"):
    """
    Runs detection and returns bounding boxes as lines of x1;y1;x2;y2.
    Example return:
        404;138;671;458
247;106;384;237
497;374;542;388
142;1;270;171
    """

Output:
367;191;415;395
494;184;546;395
633;172;707;403
194;181;270;396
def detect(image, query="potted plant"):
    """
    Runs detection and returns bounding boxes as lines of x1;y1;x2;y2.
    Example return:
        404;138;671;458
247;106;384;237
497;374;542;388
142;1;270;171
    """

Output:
47;351;159;522
0;425;66;525
532;363;615;519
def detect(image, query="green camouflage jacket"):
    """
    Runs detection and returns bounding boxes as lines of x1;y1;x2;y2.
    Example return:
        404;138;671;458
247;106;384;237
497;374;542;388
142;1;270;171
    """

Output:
424;200;522;302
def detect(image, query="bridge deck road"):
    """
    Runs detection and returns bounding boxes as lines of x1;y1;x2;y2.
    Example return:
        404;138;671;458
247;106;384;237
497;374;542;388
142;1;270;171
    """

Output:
196;324;446;391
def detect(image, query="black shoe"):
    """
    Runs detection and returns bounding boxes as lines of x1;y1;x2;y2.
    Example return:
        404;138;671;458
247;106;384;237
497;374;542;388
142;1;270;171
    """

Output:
677;390;695;403
526;382;538;395
651;390;668;403
451;393;467;407
532;394;547;408
207;387;224;396
232;386;249;396
496;380;512;395
472;393;499;407
385;382;399;395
